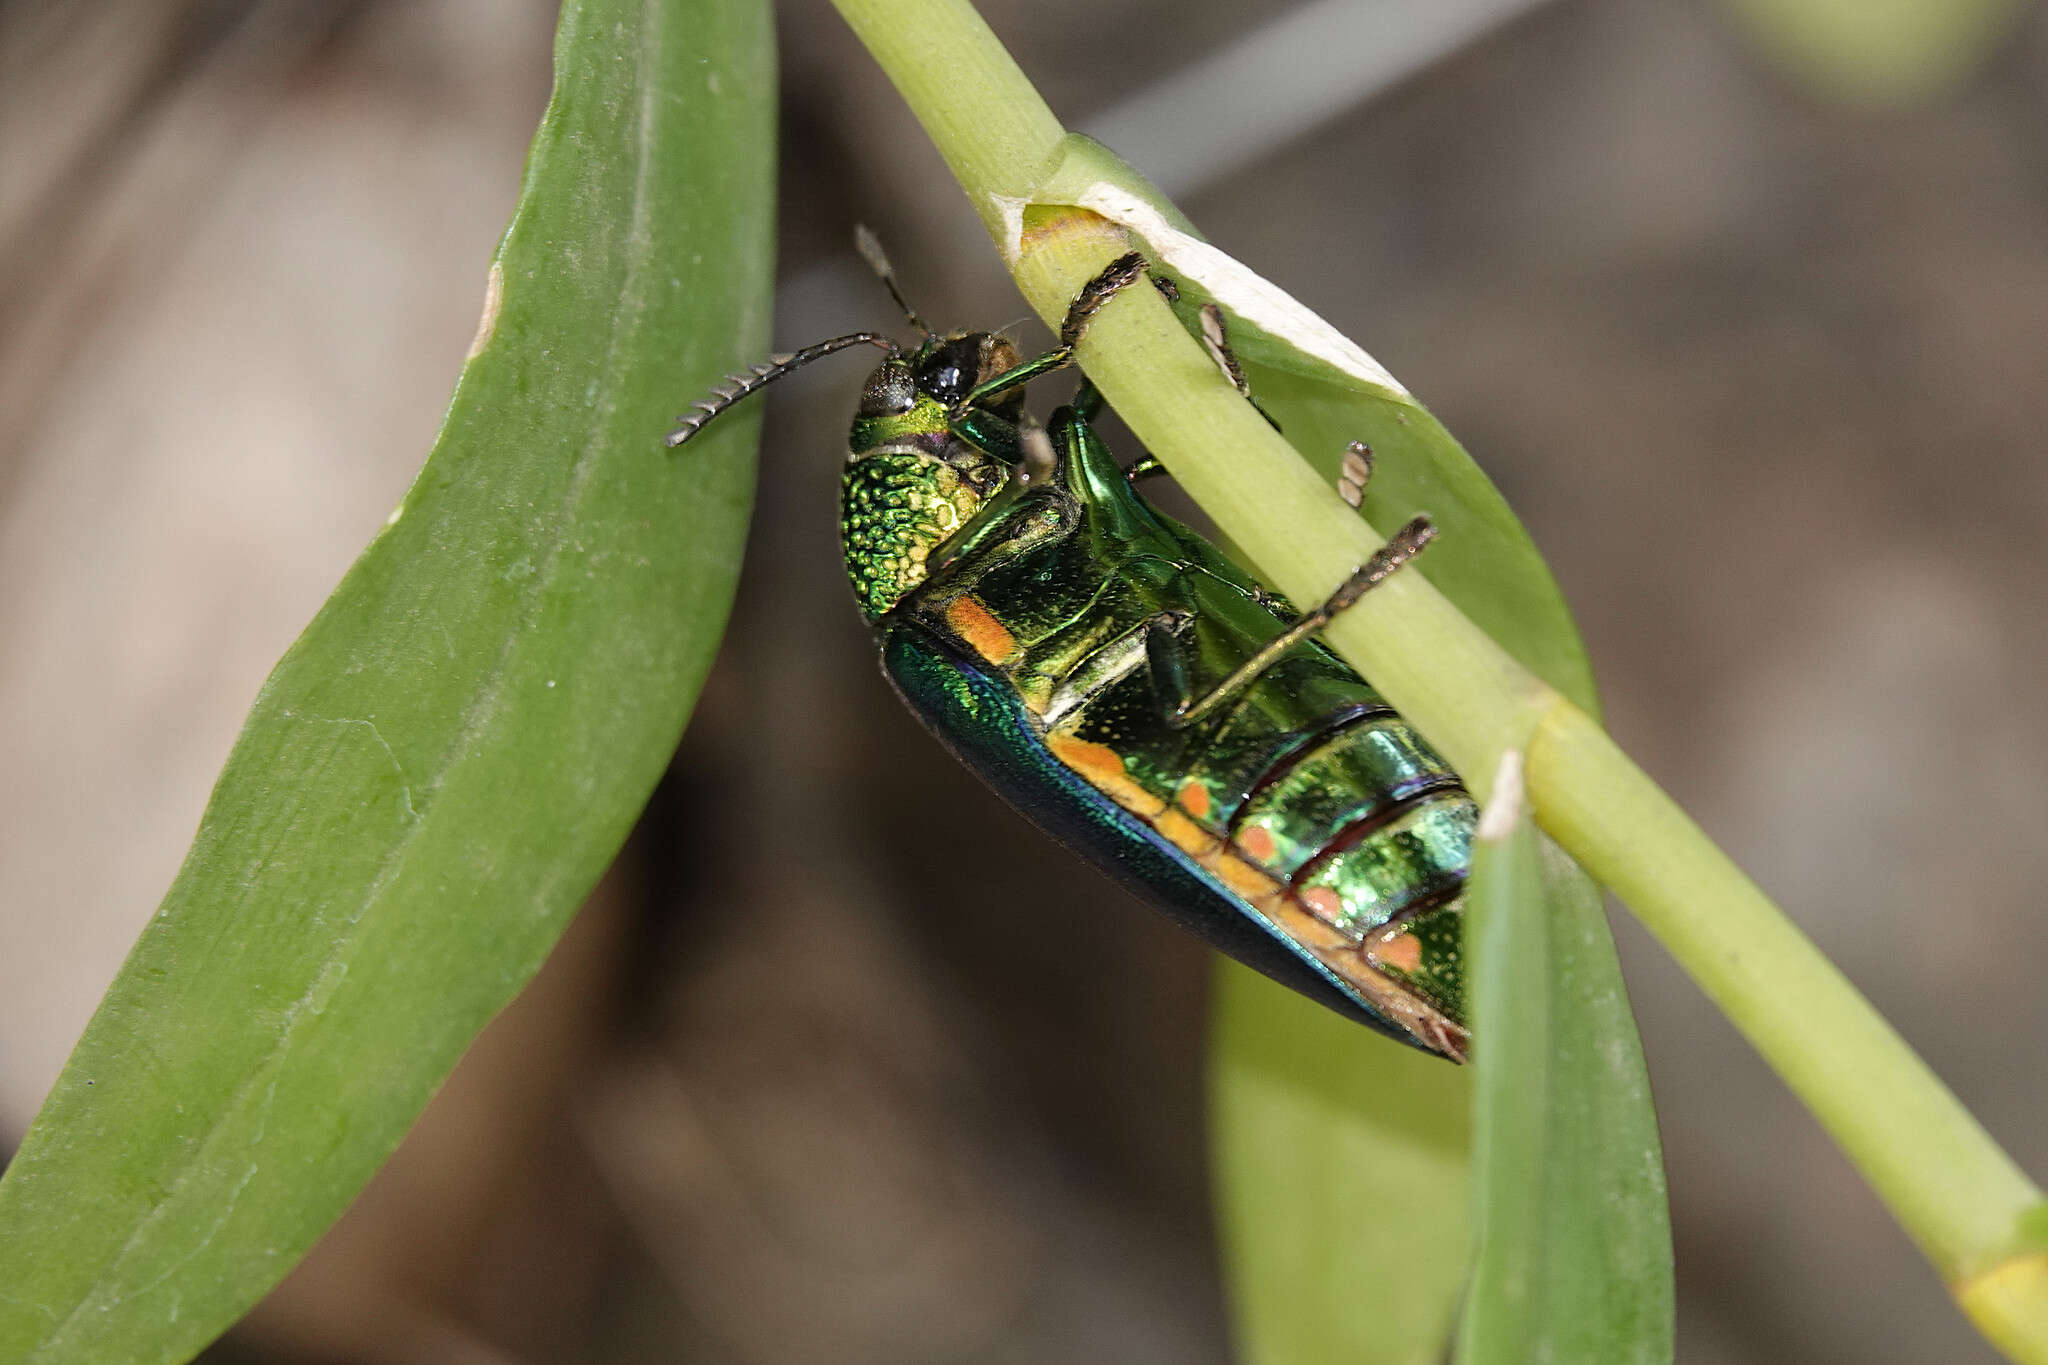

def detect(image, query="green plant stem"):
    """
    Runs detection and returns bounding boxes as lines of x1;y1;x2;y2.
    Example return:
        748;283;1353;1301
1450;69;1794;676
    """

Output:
831;0;2048;1354
832;0;1061;240
1534;705;2038;1277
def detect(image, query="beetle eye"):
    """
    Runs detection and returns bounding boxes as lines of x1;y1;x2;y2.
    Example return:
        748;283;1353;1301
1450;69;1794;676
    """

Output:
858;359;917;417
915;335;986;406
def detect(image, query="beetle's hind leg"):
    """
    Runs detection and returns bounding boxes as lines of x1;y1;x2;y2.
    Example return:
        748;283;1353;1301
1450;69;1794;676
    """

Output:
1144;516;1437;728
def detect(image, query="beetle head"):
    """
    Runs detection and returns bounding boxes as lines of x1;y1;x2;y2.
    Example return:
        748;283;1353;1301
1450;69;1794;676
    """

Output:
839;332;1020;619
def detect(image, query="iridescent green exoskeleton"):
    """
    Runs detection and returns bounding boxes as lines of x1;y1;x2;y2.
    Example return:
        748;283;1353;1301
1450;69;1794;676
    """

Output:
669;245;1474;1060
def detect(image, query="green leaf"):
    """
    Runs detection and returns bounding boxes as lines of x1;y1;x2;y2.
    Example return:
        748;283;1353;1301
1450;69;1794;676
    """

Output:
0;1;774;1360
1212;963;1471;1365
1458;771;1673;1365
1458;786;1550;1362
1533;837;1675;1360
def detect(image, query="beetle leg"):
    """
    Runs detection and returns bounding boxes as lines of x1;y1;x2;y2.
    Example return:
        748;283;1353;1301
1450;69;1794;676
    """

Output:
1124;454;1168;485
1198;303;1284;433
1337;441;1374;509
1249;584;1299;620
963;252;1152;409
1158;516;1436;728
1140;610;1199;720
960;346;1075;408
1072;380;1106;423
1198;304;1252;399
1059;252;1152;348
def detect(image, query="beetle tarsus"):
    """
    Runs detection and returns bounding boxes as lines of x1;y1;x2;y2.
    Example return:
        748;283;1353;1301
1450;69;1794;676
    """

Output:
1199;304;1251;399
1328;516;1435;613
1337;441;1373;508
1195;302;1284;432
1058;251;1150;350
962;256;1160;414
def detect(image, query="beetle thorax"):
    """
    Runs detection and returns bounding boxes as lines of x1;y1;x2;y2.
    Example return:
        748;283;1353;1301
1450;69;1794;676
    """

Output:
841;440;999;619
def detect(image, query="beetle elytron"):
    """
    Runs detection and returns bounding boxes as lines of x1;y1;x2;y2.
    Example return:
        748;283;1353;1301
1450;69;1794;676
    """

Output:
669;245;1474;1060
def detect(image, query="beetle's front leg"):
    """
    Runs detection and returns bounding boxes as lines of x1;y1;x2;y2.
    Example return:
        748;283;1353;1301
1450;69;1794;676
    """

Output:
964;252;1154;409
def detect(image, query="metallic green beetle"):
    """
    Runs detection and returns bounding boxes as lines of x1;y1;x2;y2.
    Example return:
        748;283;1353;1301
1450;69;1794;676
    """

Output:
669;250;1473;1060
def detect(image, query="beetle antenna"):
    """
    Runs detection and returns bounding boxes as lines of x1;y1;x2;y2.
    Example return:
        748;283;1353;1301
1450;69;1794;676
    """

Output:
854;224;933;339
666;332;899;448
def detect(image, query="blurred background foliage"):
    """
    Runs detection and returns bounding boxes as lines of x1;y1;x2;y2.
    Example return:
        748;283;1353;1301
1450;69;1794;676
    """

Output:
1721;0;2032;106
1;0;2044;1361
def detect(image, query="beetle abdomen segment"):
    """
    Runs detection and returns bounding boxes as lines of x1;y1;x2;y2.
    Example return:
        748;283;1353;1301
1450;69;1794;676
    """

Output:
1226;717;1465;878
1292;799;1473;942
1195;707;1474;1037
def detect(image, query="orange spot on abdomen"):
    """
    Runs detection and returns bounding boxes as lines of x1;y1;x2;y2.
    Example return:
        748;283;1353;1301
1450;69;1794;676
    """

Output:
1048;733;1124;785
1298;885;1346;927
1047;733;1167;818
1372;931;1424;975
944;595;1018;664
1234;824;1277;864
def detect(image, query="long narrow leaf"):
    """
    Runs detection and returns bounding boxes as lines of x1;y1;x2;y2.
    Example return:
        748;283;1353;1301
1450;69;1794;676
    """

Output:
0;2;774;1359
1459;758;1672;1365
1535;834;1674;1359
1458;764;1552;1363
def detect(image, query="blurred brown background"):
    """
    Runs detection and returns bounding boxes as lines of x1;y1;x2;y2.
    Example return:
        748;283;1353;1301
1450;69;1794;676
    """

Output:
3;1;2045;1361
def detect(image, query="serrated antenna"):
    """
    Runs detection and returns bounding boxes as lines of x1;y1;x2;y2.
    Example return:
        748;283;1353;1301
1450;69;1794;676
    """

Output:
854;224;933;338
666;332;898;448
